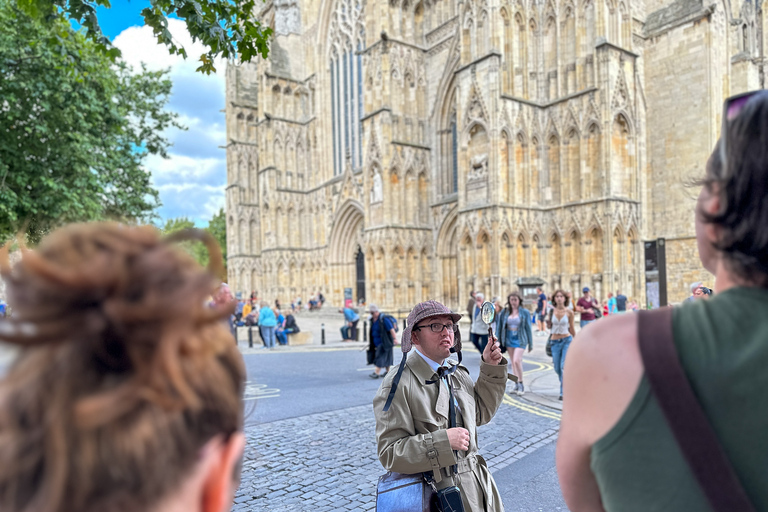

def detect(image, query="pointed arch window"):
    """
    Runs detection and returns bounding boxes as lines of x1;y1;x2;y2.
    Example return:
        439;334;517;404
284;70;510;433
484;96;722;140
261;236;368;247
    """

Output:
451;112;458;193
328;0;365;176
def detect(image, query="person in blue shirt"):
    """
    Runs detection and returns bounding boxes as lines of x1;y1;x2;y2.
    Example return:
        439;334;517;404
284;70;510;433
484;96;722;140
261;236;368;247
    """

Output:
258;302;278;349
274;310;287;345
615;290;628;312
607;292;617;315
535;286;548;335
340;306;360;341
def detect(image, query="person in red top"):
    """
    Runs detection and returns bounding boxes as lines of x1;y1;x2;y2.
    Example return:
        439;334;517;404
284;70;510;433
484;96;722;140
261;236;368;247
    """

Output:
575;287;599;329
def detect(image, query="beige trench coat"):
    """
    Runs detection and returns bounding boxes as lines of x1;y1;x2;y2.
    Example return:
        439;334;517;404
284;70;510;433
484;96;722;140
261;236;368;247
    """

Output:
373;351;507;512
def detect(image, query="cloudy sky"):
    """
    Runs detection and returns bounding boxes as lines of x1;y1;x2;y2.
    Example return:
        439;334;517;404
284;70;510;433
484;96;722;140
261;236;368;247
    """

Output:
97;1;228;227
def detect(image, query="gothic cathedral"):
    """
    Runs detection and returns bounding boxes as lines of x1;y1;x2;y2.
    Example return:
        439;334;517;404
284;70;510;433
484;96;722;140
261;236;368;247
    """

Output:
225;0;765;310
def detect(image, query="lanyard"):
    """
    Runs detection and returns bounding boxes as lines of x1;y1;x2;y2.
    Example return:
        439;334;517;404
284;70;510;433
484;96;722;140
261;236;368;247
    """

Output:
426;351;463;475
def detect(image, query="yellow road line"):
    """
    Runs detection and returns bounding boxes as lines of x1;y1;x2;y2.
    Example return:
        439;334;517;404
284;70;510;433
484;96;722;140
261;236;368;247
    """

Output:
502;394;562;420
523;360;553;375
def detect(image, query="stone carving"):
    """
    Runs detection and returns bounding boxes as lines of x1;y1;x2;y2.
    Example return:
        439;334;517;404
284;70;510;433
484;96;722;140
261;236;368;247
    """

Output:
371;171;383;203
468;153;488;181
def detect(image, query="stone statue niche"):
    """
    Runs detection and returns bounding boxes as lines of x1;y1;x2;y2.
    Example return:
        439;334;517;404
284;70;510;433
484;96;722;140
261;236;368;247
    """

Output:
466;124;489;204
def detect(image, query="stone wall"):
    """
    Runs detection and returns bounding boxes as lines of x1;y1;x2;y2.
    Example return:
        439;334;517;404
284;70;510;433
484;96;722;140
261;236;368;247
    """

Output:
224;0;763;310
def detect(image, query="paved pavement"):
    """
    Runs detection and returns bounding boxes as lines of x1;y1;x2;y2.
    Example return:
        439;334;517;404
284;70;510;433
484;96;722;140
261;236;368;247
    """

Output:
233;309;568;511
0;309;570;511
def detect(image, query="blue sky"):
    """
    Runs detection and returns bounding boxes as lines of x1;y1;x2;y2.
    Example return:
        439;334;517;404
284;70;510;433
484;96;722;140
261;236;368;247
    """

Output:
98;1;227;227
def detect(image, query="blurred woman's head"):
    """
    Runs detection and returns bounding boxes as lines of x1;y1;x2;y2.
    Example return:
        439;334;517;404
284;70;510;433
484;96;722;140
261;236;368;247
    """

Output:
553;289;569;307
0;223;245;512
506;292;523;312
698;90;768;286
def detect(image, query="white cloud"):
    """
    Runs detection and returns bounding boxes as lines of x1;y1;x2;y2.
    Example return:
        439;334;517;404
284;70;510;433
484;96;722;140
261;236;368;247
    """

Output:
113;20;228;228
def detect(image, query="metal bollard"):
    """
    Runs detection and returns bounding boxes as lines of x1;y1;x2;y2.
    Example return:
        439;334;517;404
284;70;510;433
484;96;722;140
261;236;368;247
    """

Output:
248;327;254;348
321;323;326;345
363;321;368;342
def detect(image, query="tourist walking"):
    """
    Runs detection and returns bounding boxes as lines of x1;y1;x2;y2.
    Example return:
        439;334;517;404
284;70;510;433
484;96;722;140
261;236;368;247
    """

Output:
558;89;768;511
469;292;489;353
258;301;278;348
547;290;575;401
616;290;628;312
575;287;599;328
535;286;548;335
368;305;396;378
496;291;533;395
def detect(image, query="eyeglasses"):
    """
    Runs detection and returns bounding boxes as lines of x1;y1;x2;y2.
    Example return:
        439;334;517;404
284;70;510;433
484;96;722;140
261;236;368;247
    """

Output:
719;90;767;176
412;322;459;333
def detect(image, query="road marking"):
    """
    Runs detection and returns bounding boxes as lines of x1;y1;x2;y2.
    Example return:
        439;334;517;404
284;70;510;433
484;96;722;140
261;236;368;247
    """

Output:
503;394;562;420
243;382;280;401
523;360;553;375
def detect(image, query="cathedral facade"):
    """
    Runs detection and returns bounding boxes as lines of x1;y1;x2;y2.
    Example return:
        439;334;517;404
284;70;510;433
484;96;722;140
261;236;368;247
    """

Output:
224;0;765;310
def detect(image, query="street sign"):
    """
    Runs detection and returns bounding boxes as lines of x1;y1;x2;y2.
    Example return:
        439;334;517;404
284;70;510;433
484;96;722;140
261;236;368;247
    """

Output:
644;238;667;308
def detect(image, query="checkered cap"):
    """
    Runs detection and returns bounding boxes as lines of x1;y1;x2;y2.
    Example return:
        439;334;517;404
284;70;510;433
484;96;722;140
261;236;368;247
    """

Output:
401;300;462;353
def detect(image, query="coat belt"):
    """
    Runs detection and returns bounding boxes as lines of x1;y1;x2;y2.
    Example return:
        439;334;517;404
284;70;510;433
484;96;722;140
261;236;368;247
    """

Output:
443;455;478;477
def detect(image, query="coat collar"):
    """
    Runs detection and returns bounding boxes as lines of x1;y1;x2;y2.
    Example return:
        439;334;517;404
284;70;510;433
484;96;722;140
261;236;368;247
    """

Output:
406;351;460;422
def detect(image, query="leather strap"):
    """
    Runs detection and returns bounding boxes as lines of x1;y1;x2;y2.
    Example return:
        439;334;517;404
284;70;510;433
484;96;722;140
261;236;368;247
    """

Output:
426;358;462;476
637;308;755;512
382;355;407;412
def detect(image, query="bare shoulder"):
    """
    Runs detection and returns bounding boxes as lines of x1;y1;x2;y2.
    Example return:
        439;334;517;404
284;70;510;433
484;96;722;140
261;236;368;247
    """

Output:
563;313;643;444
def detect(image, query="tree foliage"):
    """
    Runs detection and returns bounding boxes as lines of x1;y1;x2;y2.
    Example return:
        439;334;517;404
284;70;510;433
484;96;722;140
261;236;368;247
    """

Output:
15;0;272;74
161;209;227;277
0;1;183;242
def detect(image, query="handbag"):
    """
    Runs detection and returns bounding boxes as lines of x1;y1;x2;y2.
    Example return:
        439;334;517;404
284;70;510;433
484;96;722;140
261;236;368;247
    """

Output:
375;471;436;512
366;347;376;365
545;335;553;357
638;309;756;512
375;471;465;512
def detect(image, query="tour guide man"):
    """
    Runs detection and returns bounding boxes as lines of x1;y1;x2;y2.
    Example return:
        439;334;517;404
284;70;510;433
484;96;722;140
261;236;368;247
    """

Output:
373;300;508;511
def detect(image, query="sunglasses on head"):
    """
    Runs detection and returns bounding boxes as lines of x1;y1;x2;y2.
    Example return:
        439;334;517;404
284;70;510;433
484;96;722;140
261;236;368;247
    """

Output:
719;90;768;175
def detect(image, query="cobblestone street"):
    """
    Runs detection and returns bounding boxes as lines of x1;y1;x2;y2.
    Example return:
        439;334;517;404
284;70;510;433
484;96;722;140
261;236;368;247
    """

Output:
234;395;560;511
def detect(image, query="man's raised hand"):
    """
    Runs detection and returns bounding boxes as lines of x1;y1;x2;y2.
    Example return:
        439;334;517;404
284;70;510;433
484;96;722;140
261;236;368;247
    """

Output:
482;334;503;365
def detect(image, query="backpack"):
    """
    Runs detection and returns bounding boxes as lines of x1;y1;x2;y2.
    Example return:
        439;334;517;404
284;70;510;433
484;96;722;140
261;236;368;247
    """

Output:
383;314;399;333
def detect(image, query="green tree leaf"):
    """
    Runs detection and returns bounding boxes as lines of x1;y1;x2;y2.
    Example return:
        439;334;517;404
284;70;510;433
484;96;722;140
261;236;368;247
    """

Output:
0;2;184;242
16;0;271;72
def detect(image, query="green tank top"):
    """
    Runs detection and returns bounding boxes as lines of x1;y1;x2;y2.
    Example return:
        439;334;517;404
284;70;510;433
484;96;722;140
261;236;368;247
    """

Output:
591;287;768;511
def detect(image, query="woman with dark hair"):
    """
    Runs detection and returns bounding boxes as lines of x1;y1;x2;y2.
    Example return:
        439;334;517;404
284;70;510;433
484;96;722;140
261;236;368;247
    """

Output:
0;223;246;512
558;90;768;510
496;292;533;395
547;290;576;401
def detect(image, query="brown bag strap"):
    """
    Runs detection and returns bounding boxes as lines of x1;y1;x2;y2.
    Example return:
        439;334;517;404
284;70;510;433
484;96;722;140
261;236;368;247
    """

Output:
637;308;755;512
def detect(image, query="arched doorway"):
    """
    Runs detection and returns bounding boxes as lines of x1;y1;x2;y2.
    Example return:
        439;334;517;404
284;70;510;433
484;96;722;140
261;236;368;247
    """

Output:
328;199;366;306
